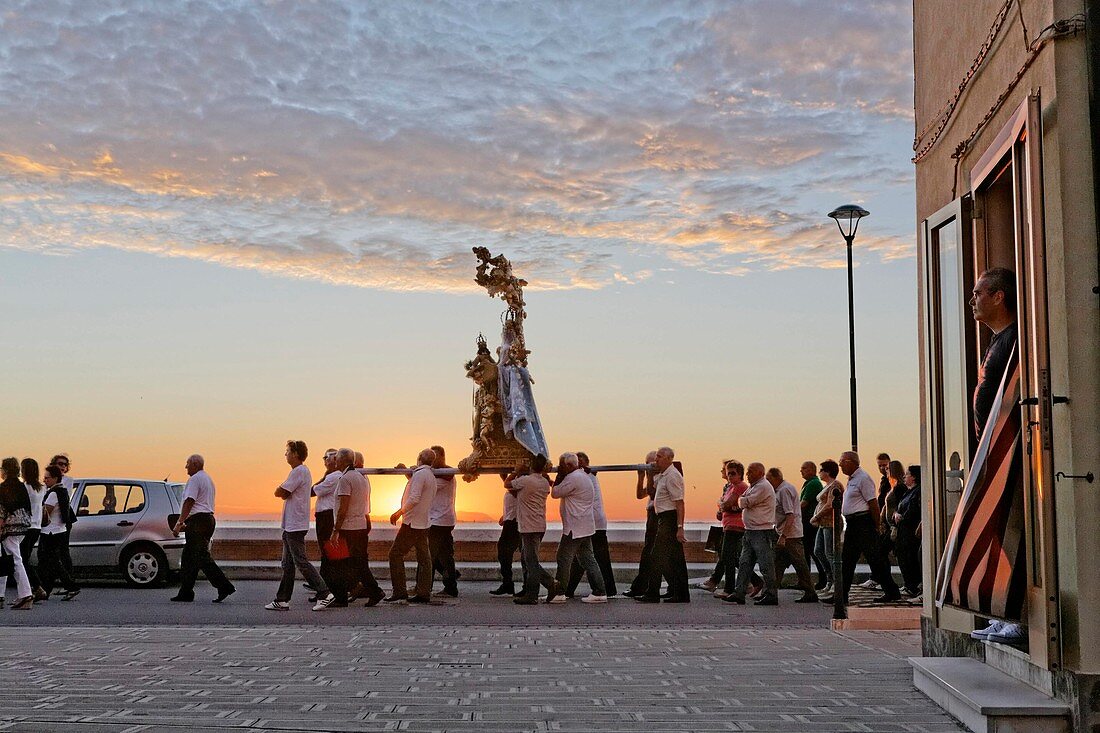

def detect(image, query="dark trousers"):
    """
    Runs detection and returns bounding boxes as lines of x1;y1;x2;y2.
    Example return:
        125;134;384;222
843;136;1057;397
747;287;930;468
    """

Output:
329;526;382;602
708;531;724;584
555;533;606;596
37;531;78;594
496;519;524;587
721;530;761;593
841;513;901;601
519;532;556;600
895;530;922;592
19;529;40;590
277;529;327;601
178;513;232;598
315;509;334;588
641;510;689;600
629;507;659;595
388;525;432;598
566;529;617;596
429;525;458;593
734;529;777;599
774;534;817;596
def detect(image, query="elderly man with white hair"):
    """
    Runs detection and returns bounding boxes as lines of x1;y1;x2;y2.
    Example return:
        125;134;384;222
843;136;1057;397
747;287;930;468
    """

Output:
386;448;438;604
838;451;902;604
636;446;689;603
170;454;235;604
550;452;607;603
326;448;384;609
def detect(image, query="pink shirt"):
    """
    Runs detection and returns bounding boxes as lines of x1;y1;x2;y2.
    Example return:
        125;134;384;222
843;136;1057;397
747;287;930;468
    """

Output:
721;480;749;531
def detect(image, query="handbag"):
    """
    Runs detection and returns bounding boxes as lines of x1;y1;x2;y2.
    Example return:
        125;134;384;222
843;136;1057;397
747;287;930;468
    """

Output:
325;535;351;561
703;526;723;554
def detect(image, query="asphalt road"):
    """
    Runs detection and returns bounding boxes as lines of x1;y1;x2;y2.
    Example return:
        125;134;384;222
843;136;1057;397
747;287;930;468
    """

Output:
0;580;834;627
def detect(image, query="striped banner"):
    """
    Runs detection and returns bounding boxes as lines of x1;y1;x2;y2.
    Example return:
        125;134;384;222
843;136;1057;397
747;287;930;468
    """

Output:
935;343;1026;620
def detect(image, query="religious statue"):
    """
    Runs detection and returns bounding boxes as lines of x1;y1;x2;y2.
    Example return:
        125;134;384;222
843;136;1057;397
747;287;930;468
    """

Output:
458;249;549;480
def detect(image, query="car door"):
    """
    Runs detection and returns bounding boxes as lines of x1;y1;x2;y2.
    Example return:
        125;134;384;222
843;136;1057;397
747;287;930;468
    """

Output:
68;482;149;567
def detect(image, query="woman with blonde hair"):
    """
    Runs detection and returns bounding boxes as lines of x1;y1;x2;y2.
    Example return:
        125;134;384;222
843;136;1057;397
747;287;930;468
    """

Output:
0;457;35;609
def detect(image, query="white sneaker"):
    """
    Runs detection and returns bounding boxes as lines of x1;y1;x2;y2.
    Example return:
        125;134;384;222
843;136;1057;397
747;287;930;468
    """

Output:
264;600;290;611
548;595;568;604
581;594;608;604
987;622;1026;645
859;579;880;590
312;593;335;611
908;595;923;605
970;620;1005;639
822;583;834;596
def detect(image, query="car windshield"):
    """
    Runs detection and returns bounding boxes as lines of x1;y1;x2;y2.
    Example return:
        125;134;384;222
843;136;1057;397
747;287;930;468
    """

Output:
168;483;185;504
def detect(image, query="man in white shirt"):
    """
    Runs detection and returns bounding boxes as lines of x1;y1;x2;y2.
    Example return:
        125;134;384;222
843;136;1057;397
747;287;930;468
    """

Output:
767;467;818;603
626;450;658;598
386;448;438;603
505;454;559;604
427;445;460;598
551;452;607;603
311;449;340;598
636;447;689;603
725;462;779;605
838;451;901;603
266;440;331;610
566;452;617;598
490;470;524;596
170;454;235;603
327;448;384;609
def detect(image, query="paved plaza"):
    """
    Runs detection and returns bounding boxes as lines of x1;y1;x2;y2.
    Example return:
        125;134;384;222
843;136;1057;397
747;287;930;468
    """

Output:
0;583;963;733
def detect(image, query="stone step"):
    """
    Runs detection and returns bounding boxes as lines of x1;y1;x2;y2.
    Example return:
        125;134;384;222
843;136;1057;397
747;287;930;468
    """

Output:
910;656;1070;733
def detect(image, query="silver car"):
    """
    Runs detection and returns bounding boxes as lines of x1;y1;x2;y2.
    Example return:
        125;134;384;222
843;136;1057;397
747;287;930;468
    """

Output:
67;478;187;587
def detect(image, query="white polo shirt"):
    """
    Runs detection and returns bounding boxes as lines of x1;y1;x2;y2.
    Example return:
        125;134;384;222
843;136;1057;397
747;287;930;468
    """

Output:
430;475;457;527
552;469;595;539
841;467;877;516
335;469;370;531
399;465;437;529
653;465;685;514
511;474;550;534
312;470;340;515
279;464;313;532
182;470;216;515
590;473;608;531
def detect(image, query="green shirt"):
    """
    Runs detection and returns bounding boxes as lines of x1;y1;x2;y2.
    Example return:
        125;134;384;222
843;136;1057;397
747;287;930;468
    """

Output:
800;476;823;504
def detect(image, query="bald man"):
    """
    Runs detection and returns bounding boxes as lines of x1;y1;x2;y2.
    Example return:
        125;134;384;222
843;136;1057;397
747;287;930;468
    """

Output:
171;454;235;603
838;451;901;603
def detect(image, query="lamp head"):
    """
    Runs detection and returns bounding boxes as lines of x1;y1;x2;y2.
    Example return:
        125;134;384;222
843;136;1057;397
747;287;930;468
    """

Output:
828;204;870;240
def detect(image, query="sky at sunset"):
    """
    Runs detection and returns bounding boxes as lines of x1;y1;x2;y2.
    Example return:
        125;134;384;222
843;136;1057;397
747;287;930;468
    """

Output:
1;1;918;521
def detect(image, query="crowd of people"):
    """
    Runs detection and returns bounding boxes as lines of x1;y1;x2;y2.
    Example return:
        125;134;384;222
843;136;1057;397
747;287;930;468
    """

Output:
0;454;81;609
0;441;921;611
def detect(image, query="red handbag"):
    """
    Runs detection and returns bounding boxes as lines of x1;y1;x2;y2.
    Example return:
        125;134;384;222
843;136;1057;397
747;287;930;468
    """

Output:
325;535;350;561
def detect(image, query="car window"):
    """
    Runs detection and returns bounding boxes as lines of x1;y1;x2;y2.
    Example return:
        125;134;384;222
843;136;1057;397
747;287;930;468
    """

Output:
78;484;145;515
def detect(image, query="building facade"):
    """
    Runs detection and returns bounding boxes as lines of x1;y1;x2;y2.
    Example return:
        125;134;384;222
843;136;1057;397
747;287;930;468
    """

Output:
913;0;1099;728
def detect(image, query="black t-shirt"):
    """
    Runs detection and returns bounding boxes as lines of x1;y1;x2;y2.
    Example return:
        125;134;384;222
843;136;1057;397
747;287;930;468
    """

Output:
973;324;1017;437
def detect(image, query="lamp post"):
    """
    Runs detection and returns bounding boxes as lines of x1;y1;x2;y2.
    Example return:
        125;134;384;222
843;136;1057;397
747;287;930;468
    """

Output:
827;204;868;622
827;204;869;453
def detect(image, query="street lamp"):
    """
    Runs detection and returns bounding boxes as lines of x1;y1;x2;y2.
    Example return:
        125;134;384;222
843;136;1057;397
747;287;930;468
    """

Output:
827;203;869;621
828;204;869;453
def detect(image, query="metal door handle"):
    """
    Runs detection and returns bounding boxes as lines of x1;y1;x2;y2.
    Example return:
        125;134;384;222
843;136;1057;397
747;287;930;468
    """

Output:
116;520;134;527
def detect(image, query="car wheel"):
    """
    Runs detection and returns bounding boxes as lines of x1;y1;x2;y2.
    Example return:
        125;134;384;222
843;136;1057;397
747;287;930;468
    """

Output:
121;544;168;587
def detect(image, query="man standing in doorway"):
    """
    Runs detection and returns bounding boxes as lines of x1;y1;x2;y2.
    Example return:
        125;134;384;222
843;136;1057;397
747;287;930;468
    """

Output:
171;454;234;603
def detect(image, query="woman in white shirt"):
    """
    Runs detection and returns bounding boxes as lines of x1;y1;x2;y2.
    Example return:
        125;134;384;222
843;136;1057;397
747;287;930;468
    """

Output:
20;458;46;600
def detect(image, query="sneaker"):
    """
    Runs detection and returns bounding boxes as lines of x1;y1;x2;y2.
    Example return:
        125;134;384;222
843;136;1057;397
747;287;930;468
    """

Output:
544;580;562;604
970;620;1005;640
908;595;923;605
264;600;290;611
548;595;568;604
382;595;408;605
859;579;880;590
581;594;608;604
695;579;718;592
312;593;335;611
987;622;1027;645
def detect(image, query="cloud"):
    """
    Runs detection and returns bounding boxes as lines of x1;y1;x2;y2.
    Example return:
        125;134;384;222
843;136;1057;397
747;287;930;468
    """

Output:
0;0;915;290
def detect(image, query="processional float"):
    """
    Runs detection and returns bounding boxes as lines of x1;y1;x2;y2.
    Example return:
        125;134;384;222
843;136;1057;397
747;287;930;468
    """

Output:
359;249;649;479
